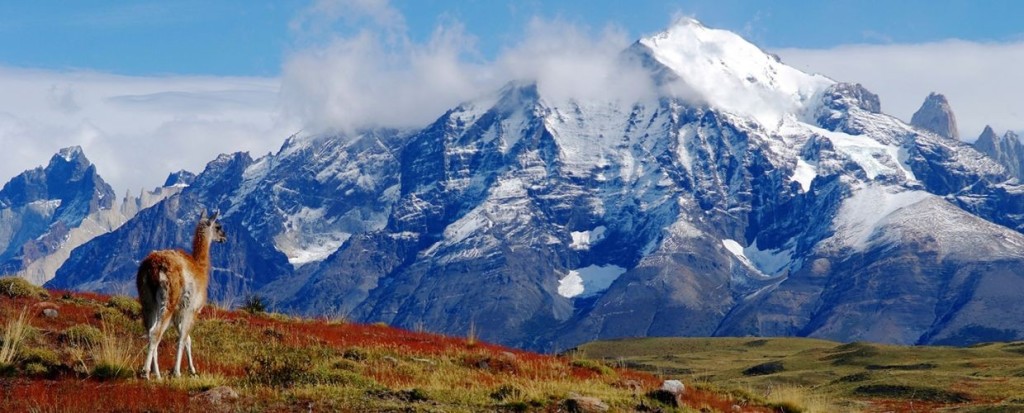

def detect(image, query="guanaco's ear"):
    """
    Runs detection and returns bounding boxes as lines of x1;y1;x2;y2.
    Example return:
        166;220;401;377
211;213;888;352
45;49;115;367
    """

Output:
210;210;220;221
200;209;208;221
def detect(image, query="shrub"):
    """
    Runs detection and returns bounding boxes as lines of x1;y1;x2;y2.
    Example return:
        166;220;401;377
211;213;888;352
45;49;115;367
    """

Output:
106;295;141;317
743;361;785;376
21;346;62;377
92;363;135;380
62;324;103;347
241;295;267;314
646;389;680;407
19;347;59;369
0;277;48;299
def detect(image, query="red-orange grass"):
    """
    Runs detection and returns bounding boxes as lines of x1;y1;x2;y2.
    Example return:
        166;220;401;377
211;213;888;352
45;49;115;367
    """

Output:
0;378;189;412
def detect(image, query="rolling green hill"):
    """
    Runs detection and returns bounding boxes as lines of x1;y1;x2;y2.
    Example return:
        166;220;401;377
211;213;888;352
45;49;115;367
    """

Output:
577;336;1024;412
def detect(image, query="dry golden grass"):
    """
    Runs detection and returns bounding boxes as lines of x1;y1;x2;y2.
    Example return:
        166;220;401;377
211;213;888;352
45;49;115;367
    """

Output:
1;307;30;365
760;384;843;413
90;322;138;380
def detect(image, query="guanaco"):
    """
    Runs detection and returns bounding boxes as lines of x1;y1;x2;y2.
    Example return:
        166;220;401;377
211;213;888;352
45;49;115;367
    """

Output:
136;209;226;379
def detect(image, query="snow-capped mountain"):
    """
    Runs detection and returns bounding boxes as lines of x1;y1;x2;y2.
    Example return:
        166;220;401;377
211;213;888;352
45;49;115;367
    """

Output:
0;147;181;285
47;130;407;301
48;19;1024;350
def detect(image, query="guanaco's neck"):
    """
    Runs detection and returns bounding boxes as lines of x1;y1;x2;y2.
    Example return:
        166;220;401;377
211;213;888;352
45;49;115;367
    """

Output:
192;224;212;271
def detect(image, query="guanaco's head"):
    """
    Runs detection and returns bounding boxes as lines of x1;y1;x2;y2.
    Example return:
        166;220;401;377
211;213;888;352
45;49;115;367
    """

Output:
199;209;228;243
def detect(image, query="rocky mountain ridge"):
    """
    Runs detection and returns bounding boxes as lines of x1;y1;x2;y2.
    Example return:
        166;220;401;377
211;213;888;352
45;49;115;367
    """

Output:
0;146;186;285
973;125;1024;181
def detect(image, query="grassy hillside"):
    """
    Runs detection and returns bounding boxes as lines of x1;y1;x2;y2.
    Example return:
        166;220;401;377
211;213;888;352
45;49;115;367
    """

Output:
577;336;1024;412
0;277;780;412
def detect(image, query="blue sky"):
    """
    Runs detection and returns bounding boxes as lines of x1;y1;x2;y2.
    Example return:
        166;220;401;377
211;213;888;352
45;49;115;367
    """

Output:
2;0;1022;76
2;0;1024;192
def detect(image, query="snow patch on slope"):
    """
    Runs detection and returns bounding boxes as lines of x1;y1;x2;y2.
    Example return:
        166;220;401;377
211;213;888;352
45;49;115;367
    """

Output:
557;264;627;298
274;206;353;267
828;184;932;251
722;239;793;277
779;119;917;182
569;226;606;250
792;159;817;191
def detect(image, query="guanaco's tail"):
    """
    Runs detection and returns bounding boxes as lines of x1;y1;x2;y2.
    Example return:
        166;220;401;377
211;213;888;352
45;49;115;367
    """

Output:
136;256;170;332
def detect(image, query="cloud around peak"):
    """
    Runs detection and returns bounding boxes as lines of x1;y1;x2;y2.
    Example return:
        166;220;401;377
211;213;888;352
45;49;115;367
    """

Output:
279;0;659;135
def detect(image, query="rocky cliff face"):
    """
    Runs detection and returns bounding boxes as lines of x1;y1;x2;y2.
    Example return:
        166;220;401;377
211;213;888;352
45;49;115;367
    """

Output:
47;130;407;302
0;147;184;285
47;20;1024;350
910;92;960;140
0;147;116;284
973;125;1024;181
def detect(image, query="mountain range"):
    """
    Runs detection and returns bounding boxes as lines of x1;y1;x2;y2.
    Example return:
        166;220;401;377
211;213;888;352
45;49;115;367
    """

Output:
9;19;1024;351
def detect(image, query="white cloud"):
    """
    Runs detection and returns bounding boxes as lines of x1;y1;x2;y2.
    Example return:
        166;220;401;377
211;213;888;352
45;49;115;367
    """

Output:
497;18;656;104
280;23;490;135
280;6;656;135
0;67;295;193
775;40;1024;140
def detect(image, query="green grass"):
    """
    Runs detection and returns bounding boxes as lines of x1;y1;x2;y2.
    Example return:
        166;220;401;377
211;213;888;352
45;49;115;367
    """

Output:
578;336;1024;411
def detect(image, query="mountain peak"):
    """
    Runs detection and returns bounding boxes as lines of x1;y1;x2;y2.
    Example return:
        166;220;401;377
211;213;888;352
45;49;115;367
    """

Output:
163;170;196;188
978;125;998;142
56;146;84;162
910;92;959;140
635;18;832;128
48;146;90;170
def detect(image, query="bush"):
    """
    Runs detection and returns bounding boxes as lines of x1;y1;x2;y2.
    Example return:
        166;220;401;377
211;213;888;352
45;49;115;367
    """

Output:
62;324;103;347
92;362;135;380
241;295;267;314
11;347;60;377
0;277;48;299
106;296;141;317
743;361;785;376
19;347;59;368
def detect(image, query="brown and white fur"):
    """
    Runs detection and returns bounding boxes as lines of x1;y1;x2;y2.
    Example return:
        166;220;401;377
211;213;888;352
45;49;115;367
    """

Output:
136;209;226;379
